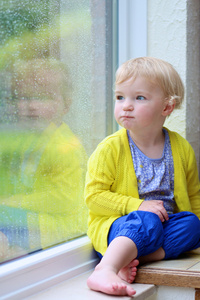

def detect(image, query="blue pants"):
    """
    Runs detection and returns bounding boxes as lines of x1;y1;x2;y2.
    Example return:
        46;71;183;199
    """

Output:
104;211;200;260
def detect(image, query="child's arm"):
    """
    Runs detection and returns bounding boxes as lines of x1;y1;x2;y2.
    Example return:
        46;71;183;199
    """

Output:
85;142;143;217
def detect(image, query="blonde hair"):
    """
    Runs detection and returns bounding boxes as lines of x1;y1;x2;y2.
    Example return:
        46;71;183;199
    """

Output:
115;57;184;109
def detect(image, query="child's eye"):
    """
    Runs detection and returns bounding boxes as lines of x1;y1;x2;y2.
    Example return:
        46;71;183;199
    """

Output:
136;95;146;100
116;95;124;100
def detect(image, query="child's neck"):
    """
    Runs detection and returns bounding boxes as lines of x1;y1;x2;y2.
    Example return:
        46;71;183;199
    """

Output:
129;130;165;159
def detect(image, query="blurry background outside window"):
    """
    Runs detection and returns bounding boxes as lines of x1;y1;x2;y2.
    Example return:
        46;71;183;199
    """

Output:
0;0;117;263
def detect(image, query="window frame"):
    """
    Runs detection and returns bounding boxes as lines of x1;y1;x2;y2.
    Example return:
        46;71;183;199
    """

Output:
0;1;147;298
118;0;147;64
0;236;99;299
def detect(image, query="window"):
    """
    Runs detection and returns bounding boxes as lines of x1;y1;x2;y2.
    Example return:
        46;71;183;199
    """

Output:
0;0;117;264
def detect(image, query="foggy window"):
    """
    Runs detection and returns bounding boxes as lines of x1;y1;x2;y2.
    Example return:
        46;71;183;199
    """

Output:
0;0;116;263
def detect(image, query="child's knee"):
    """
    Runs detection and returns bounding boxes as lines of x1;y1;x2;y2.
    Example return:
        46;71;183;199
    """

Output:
163;211;200;259
180;212;200;233
134;212;164;257
108;211;164;257
187;212;200;227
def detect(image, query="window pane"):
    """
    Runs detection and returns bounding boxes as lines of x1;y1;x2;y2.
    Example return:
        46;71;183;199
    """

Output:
0;0;116;263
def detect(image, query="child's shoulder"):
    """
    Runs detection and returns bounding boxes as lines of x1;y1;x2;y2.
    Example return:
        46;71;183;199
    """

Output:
90;128;128;159
165;127;188;142
98;128;127;146
165;127;193;151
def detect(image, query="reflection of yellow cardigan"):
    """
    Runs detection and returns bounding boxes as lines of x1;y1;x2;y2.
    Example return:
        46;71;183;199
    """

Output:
4;123;88;250
85;128;200;256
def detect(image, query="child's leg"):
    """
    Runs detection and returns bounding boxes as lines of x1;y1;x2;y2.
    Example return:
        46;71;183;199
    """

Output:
110;211;164;283
139;247;165;265
129;211;200;266
87;236;137;296
118;246;165;282
88;211;164;296
162;211;200;259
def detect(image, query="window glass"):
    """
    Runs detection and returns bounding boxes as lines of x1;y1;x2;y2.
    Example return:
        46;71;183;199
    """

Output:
0;0;116;263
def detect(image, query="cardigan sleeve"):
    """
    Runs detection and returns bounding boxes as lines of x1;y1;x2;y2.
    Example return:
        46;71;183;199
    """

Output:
85;139;143;217
169;129;200;219
186;144;200;218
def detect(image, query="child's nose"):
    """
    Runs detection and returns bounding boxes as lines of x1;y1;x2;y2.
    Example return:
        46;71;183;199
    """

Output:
123;98;134;111
28;101;39;111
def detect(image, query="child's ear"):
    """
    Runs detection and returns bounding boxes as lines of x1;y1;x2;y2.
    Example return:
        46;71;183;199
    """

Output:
162;98;175;116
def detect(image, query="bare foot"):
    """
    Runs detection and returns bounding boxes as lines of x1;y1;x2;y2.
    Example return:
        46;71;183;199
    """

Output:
87;264;136;296
0;232;9;261
118;259;139;283
7;246;28;262
0;232;28;263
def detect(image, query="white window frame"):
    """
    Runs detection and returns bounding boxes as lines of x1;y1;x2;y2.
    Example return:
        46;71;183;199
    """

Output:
118;0;147;65
0;236;99;299
0;1;147;299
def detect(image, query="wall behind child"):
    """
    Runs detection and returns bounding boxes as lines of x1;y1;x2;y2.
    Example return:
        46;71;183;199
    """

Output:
148;0;200;171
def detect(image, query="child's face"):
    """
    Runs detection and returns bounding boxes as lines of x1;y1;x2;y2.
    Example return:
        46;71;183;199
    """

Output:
114;76;167;135
15;72;67;126
17;98;65;121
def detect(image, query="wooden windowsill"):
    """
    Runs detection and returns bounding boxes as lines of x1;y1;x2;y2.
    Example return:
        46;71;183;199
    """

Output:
135;250;200;289
135;267;200;288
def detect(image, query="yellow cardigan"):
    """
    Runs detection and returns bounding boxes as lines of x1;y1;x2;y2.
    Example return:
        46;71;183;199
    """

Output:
2;123;88;250
85;128;200;256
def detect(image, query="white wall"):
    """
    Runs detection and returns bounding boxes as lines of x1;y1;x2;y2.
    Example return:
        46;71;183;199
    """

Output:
147;0;187;137
147;0;200;168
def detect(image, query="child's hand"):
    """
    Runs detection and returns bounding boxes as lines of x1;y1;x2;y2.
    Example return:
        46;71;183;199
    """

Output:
138;200;169;222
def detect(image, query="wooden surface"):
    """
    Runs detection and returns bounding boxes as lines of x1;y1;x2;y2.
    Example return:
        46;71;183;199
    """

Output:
135;267;200;288
196;289;200;300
